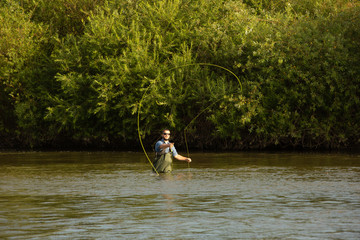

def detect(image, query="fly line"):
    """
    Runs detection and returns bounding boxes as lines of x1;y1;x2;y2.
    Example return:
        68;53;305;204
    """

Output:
137;63;243;175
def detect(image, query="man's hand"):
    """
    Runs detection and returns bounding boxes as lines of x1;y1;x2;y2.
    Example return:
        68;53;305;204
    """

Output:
186;158;192;163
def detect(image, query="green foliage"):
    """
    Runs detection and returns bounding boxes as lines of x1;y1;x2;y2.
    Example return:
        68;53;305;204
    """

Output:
19;0;105;37
213;0;360;149
0;0;359;150
0;1;48;147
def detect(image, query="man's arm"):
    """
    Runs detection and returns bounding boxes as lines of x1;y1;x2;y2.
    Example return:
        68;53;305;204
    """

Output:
159;143;174;150
174;154;192;163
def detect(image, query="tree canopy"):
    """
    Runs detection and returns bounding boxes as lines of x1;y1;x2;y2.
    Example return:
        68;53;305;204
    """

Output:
1;0;359;150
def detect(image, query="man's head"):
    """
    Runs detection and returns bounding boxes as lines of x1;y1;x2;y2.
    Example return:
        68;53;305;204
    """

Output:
162;129;171;141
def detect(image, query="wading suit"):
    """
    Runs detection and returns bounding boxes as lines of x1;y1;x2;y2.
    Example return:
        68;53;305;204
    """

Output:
153;139;178;173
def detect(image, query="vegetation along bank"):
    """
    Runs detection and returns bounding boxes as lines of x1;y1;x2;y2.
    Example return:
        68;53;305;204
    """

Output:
1;0;359;150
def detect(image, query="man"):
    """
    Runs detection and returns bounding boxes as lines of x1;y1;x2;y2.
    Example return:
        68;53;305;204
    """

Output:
153;129;192;173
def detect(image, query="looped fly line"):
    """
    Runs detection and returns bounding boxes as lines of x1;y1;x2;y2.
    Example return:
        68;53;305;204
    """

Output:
137;63;242;175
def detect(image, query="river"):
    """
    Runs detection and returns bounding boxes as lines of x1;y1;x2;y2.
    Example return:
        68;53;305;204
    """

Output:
0;151;359;239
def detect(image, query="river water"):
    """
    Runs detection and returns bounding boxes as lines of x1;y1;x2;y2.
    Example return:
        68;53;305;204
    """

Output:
0;151;359;239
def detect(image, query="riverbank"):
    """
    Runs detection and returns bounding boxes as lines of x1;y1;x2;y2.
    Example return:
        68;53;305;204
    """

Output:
1;0;359;152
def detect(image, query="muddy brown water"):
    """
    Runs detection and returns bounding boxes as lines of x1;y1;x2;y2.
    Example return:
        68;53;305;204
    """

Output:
0;151;359;239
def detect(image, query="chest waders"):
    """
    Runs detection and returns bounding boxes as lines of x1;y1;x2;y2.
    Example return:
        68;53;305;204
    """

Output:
153;152;173;173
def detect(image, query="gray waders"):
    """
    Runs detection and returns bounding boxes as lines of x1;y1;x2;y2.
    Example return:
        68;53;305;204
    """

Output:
153;152;173;173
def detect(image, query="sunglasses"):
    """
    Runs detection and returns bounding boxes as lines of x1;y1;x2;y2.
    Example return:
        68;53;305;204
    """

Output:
163;133;171;135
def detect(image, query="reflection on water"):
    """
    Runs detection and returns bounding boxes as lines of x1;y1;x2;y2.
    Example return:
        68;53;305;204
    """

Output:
0;152;359;239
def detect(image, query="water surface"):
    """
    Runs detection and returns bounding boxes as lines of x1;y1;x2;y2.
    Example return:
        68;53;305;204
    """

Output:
0;152;359;239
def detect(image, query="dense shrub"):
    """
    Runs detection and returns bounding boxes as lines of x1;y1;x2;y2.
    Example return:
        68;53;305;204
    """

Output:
0;2;48;147
1;0;359;150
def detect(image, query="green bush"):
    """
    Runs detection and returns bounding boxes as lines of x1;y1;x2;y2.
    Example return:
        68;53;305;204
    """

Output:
0;0;358;150
0;1;47;147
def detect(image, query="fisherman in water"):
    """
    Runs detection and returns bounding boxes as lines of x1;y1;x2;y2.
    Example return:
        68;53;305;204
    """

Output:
153;129;191;173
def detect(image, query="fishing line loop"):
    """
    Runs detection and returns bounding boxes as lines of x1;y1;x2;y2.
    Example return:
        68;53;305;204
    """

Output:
137;63;242;175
